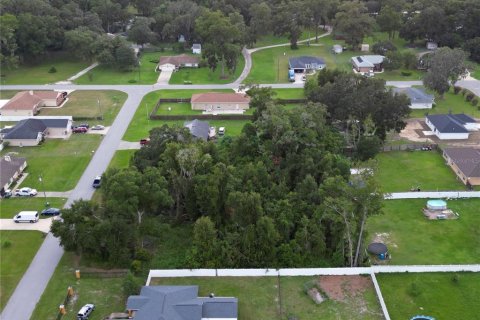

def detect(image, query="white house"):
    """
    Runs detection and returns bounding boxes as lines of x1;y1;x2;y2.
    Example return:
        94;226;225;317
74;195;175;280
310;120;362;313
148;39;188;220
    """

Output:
156;54;200;72
425;114;478;140
192;43;201;54
392;87;434;109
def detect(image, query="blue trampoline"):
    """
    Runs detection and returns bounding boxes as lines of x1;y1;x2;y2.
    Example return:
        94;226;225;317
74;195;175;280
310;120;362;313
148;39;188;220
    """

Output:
410;316;435;320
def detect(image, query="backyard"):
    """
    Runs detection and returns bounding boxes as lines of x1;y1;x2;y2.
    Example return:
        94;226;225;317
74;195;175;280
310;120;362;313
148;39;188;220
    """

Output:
0;54;89;85
0;231;45;311
378;272;480;319
0;197;66;219
375;151;465;192
150;275;383;320
39;90;127;126
367;198;480;265
0;134;102;191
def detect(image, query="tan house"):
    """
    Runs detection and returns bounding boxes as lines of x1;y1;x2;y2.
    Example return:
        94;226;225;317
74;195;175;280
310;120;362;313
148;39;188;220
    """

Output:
1;118;72;147
0;155;27;195
0;91;67;117
191;92;250;112
443;147;480;186
156;54;199;71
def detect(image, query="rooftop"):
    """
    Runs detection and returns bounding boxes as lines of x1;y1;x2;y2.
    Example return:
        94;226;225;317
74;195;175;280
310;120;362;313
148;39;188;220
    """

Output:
3;118;70;140
427;114;475;134
392;87;434;104
184;119;210;141
158;54;199;67
0;156;27;189
351;55;385;67
191;92;250;104
444;148;480;178
288;56;326;69
0;91;60;111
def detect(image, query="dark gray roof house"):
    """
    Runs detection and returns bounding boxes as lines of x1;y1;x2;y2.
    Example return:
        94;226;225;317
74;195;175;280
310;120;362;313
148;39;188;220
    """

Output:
1;156;27;192
126;286;238;320
426;114;473;133
443;148;480;186
3;119;47;139
288;56;326;71
392;87;434;108
184;119;210;141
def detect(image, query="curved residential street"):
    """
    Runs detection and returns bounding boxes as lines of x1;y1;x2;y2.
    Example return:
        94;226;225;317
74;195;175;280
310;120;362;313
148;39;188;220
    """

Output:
1;37;480;319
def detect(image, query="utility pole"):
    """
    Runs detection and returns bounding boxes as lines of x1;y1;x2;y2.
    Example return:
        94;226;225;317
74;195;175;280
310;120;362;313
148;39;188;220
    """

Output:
97;98;103;121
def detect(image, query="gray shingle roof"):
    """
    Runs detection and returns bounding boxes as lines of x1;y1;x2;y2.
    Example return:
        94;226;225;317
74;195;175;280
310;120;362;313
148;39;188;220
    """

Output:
41;119;69;128
3;119;47;139
288;56;325;69
392;87;434;104
351;55;384;67
426;114;471;133
192;44;201;49
184;119;210;141
444;148;480;178
127;286;238;320
0;156;26;189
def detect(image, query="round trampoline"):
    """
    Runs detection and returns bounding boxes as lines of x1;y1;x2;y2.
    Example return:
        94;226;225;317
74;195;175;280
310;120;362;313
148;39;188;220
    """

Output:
367;243;388;255
410;316;435;320
427;199;447;210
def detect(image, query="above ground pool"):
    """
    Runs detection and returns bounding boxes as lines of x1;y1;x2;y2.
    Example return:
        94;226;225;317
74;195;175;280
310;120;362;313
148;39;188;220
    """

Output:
410;316;435;320
427;199;447;210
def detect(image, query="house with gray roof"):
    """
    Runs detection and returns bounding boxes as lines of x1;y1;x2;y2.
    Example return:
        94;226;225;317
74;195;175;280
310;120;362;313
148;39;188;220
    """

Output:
126;286;238;320
1;118;72;146
425;114;478;140
0;156;27;195
443;148;480;186
351;55;385;73
392;87;434;109
184;119;211;141
288;56;326;73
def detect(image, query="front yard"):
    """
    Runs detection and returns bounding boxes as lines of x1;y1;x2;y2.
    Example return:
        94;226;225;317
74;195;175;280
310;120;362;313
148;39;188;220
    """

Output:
0;197;66;219
169;57;245;84
367;199;480;265
39;90;127;126
378;272;480;319
0;231;45;311
1;134;102;191
375;151;465;192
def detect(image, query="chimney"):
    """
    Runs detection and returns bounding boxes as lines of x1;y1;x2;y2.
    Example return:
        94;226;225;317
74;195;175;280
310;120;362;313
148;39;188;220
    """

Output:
29;90;34;95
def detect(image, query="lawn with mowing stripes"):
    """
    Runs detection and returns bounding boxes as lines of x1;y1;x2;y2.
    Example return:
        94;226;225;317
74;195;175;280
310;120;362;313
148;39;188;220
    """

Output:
0;197;67;219
0;231;45;311
367;199;480;265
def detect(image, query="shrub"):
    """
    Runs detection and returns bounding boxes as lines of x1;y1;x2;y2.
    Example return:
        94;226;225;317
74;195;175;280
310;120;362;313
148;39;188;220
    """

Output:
128;79;137;83
461;89;467;96
431;103;436;109
149;59;159;64
48;66;57;73
408;282;422;297
466;93;474;102
453;86;461;94
452;273;460;284
130;260;142;274
472;99;478;106
401;71;412;76
135;248;152;262
122;272;142;296
2;240;12;248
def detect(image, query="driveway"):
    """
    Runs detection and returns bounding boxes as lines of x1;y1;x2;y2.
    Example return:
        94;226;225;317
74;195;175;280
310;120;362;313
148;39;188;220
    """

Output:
118;140;141;150
157;69;173;84
0;218;53;233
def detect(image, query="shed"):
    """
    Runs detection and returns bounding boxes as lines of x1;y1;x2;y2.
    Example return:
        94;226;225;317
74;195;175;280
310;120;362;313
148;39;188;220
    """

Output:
426;41;438;50
361;44;370;52
192;43;201;54
332;44;343;54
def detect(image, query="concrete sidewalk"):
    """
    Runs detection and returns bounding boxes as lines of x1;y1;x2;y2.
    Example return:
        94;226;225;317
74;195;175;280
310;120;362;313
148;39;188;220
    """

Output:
67;62;99;81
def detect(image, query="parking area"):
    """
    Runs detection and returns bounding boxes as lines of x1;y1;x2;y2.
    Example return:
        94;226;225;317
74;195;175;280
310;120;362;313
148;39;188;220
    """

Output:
0;218;53;232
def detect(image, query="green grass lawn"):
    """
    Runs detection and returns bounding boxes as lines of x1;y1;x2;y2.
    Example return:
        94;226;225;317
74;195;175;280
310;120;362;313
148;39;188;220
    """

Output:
272;88;305;99
375;151;465;192
0;197;66;219
31;253;127;320
0;231;45;311
39;91;127;126
0;134;102;191
108;150;136;169
75;52;164;85
169;57;245;84
122;89;251;141
0;56;89;85
0;91;19;99
409;87;480;118
149;224;193;269
367;199;480;265
252;29;324;48
150;276;383;320
378;273;480;319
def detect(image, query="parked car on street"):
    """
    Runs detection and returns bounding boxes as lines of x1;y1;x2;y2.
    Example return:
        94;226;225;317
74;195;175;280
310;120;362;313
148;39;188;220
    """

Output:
91;125;105;130
77;123;89;129
92;175;102;188
15;187;38;197
41;208;61;216
73;127;88;133
77;304;95;320
2;189;12;198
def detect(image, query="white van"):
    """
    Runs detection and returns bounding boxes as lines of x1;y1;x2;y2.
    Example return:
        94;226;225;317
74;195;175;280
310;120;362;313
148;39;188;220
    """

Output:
13;211;39;223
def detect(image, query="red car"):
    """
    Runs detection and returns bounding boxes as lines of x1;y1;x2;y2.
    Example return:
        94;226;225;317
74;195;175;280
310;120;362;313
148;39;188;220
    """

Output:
140;138;150;145
73;127;88;133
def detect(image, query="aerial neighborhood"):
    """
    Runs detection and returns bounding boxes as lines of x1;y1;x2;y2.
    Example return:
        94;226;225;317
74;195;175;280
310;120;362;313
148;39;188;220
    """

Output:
1;0;480;319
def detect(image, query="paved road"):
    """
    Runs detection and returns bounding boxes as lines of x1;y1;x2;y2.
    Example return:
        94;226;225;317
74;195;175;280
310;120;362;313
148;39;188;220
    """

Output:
0;218;53;233
0;87;150;320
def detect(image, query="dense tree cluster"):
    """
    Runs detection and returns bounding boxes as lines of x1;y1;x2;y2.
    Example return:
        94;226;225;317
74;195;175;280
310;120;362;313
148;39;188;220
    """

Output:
53;96;386;268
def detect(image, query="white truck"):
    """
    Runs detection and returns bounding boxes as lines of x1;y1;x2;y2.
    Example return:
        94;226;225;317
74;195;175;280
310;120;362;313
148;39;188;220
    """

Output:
13;211;39;223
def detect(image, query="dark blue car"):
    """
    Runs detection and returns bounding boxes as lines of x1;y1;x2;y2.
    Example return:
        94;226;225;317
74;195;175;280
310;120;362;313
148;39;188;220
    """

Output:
41;208;61;216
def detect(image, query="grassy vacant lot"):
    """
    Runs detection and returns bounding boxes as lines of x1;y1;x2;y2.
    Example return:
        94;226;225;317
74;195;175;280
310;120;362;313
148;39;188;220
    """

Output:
0;231;45;311
378;273;480;319
0;197;66;219
1;134;102;191
375;151;465;192
0;56;89;85
0;91;19;99
367;199;480;265
108;150;136;169
169;58;245;84
39;90;127;126
122;89;250;141
151;276;383;320
31;253;127;320
409;87;480;118
272;88;305;99
75;52;162;85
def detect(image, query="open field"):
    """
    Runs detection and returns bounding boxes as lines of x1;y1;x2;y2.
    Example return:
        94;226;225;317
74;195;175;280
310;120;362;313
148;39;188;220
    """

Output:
0;56;89;85
108;150;136;169
39;91;127;126
252;29;321;48
169;57;245;84
0;197;66;219
272;88;305;99
378;272;480;319
31;253;127;320
367;199;480;265
1;134;102;191
375;151;465;192
150;276;383;320
122;89;251;141
0;231;45;311
409;87;480;118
